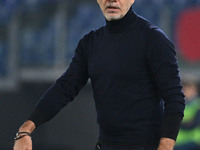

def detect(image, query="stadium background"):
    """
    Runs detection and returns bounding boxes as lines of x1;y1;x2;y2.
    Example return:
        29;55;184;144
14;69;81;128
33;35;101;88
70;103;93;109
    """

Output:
0;0;200;149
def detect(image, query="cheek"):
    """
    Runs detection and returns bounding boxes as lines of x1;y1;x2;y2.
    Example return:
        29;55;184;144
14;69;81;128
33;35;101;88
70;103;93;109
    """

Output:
101;2;106;10
121;3;130;11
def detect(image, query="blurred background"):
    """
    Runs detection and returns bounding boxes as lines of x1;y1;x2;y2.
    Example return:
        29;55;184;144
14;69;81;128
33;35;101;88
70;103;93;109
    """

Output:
0;0;200;149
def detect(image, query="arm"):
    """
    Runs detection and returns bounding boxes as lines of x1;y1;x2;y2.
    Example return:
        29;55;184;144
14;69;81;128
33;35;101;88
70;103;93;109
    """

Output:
28;37;89;127
13;36;89;149
146;28;185;149
13;120;36;150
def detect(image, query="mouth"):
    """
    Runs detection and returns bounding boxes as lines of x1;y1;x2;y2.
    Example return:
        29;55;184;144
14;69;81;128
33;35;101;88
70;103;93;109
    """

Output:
106;5;120;11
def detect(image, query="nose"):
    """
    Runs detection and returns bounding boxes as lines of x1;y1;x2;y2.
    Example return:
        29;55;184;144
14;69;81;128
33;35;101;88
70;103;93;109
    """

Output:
109;0;117;2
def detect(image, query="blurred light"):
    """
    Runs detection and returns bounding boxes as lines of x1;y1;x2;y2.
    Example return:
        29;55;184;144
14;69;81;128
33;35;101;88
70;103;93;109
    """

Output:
176;7;200;62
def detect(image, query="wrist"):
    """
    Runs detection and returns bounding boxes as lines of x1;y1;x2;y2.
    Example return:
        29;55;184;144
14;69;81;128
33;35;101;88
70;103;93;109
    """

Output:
19;120;36;133
158;137;175;150
14;131;32;141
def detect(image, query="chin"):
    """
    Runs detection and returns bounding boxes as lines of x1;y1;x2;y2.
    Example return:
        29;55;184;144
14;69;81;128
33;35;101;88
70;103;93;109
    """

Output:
105;14;122;21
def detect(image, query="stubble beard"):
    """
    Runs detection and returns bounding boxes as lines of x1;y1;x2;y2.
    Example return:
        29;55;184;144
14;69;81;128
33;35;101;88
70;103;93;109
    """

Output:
105;13;122;21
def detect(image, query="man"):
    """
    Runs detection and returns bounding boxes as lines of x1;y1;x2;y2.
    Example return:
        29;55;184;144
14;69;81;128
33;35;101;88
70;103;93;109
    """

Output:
13;0;185;149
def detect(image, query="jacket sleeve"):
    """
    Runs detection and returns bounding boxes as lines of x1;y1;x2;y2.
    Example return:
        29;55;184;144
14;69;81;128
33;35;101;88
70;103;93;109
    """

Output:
28;38;89;127
146;28;185;141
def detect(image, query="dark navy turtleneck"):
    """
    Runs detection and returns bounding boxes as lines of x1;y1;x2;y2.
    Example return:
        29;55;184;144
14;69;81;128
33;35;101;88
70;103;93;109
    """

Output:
29;7;185;148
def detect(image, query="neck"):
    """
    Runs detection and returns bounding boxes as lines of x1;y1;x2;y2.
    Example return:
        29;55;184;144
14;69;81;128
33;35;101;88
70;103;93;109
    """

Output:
105;6;136;33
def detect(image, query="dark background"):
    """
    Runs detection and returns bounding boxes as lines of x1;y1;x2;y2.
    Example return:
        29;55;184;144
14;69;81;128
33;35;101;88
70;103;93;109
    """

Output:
0;83;98;150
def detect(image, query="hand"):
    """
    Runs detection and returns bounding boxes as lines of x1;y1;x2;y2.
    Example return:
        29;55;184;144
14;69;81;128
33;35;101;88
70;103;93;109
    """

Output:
157;137;176;150
13;135;32;150
13;120;36;150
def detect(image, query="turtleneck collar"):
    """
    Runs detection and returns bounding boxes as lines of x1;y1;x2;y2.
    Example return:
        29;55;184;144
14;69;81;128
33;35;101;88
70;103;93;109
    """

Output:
105;6;136;33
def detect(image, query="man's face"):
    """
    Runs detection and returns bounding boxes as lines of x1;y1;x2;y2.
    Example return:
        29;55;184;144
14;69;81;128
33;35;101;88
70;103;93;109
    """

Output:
97;0;135;21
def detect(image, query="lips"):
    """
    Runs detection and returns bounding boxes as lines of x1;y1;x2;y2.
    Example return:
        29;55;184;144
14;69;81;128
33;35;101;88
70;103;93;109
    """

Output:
106;6;119;9
106;4;120;10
